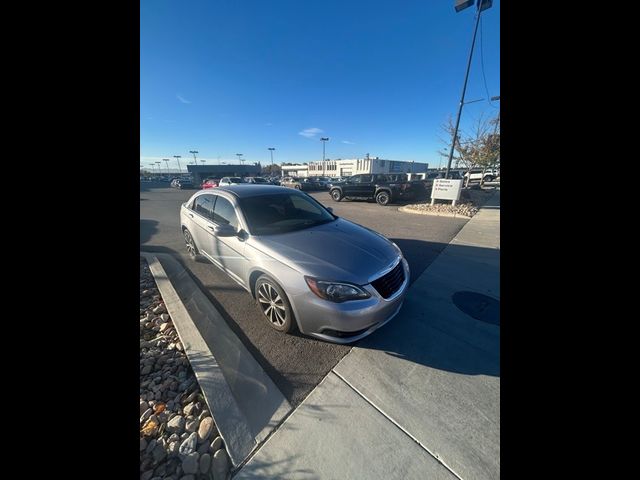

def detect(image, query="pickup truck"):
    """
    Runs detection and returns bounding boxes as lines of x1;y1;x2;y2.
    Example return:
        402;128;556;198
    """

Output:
329;173;418;206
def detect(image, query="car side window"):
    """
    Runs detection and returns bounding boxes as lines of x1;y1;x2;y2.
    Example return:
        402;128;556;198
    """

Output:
349;175;362;184
375;174;388;183
212;196;238;229
193;195;215;220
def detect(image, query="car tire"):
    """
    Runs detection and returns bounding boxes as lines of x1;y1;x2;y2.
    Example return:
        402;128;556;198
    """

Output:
484;175;494;182
183;228;199;259
255;275;296;333
376;191;391;206
330;189;343;202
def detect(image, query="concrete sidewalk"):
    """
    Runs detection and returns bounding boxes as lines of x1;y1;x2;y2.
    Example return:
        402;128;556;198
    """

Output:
237;191;500;480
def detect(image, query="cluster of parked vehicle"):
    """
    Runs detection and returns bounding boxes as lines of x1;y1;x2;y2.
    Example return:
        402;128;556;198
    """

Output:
277;176;348;191
199;176;278;189
164;168;498;200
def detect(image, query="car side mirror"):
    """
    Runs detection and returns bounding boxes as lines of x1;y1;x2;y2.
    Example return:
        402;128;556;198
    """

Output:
326;207;333;213
213;224;236;237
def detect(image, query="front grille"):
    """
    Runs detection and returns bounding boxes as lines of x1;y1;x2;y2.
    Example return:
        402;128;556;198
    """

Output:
371;261;405;299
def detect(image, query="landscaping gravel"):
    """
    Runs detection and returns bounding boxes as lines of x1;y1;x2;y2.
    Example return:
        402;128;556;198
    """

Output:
401;186;496;218
140;258;228;480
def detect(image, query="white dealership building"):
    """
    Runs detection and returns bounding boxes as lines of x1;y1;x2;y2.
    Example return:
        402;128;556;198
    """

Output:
281;157;428;178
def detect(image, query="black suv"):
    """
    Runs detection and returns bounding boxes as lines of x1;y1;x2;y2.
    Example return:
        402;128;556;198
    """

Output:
329;174;417;206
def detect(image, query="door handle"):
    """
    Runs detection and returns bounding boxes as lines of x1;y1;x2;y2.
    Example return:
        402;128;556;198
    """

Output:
188;213;194;218
208;225;215;230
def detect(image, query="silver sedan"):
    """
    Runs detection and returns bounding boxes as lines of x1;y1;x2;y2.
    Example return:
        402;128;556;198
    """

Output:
179;185;409;343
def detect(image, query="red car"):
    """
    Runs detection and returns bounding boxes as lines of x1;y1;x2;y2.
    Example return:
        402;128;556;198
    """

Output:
201;178;220;189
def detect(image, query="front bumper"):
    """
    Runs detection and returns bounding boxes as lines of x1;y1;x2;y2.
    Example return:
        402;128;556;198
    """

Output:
290;258;410;344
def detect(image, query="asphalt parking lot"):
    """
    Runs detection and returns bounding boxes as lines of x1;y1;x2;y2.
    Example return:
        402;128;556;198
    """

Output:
140;182;469;407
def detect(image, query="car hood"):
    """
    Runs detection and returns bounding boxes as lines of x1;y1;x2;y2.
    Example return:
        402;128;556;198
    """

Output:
252;218;400;284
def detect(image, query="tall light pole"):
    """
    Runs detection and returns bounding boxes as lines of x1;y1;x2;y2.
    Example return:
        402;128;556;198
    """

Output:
148;163;156;177
189;150;198;165
173;155;182;173
444;0;494;179
491;95;500;134
163;158;170;176
320;137;329;177
490;95;500;171
156;161;162;176
268;147;275;165
236;153;243;164
200;160;206;166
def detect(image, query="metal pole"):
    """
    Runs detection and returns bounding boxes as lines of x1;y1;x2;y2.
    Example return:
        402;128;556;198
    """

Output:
445;4;483;179
320;138;329;176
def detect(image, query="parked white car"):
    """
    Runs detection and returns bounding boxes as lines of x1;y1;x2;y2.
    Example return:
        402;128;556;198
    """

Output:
463;169;499;182
218;177;244;186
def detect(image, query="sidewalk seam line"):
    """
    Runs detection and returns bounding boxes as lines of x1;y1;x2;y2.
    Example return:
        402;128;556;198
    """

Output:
232;371;337;476
332;370;465;480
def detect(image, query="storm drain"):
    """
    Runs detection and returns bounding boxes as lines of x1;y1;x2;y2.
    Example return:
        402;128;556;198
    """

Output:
452;291;500;325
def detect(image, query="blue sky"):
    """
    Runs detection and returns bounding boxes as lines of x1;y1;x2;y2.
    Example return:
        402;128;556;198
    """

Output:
140;0;500;170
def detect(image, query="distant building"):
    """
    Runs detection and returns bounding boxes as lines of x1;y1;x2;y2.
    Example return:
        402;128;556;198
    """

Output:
282;157;429;178
186;164;261;185
281;164;309;177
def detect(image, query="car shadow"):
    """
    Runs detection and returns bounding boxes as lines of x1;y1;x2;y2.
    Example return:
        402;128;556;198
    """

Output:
389;238;449;285
140;219;159;245
353;240;500;377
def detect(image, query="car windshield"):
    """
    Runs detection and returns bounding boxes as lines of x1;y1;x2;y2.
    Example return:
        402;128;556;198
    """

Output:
229;177;243;183
239;193;336;235
252;177;268;183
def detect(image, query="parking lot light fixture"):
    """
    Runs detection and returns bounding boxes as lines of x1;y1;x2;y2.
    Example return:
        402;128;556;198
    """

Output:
268;147;275;166
173;155;182;172
155;161;162;176
445;0;493;180
189;150;198;165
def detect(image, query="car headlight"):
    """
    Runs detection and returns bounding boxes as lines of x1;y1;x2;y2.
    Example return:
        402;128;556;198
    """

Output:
304;277;371;303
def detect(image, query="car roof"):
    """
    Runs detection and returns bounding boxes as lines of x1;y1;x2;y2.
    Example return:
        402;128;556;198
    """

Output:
215;184;295;198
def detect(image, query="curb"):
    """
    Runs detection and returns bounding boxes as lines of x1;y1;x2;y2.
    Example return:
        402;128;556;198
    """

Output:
141;252;292;468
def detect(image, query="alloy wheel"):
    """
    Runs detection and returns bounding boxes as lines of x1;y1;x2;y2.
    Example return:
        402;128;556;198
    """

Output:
184;230;197;259
257;282;287;327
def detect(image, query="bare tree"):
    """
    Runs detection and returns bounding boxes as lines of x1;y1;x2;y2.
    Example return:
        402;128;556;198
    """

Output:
262;164;282;175
440;112;500;187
